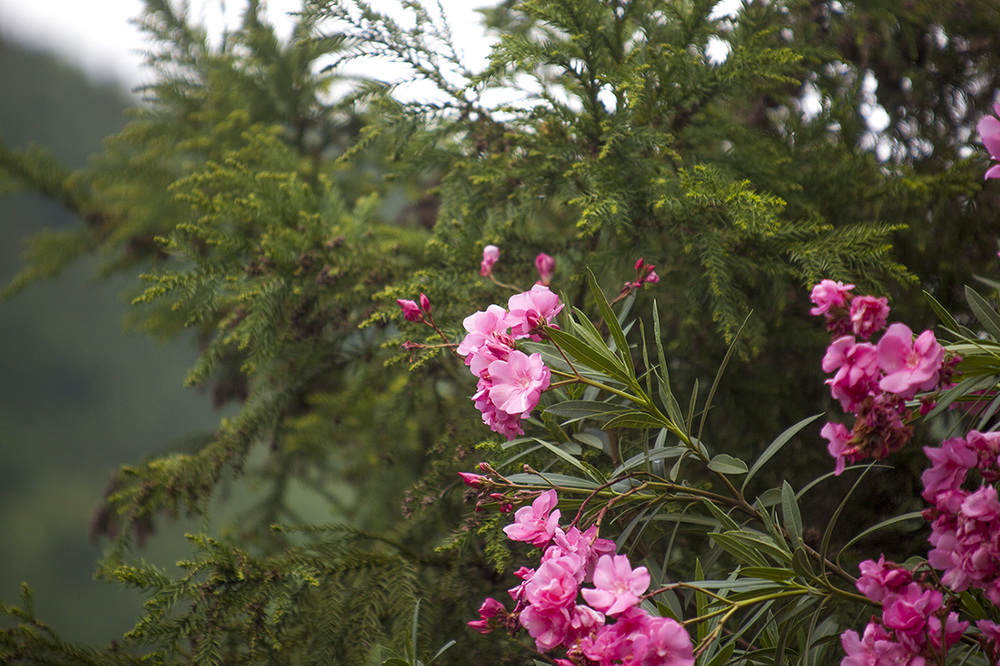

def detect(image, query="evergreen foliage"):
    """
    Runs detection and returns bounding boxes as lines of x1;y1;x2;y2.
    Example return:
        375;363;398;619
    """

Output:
2;0;1000;663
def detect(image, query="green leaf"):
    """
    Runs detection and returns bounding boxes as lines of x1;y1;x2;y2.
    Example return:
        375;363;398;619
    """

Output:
781;481;803;549
704;643;735;666
530;437;604;483
838;511;923;553
612;444;686;476
742;414;823;491
923;290;962;334
708;453;748;475
701;498;741;532
544;400;629;422
698;313;750;441
652;302;686;428
546;327;631;384
791;547;816;579
739;566;797;582
587;268;632;376
572;432;607;451
966;285;1000;340
602;411;670;430
505;472;600;490
427;640;456;665
709;532;769;567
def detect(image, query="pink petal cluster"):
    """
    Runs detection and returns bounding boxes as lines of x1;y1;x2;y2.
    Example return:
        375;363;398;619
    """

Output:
849;295;890;340
842;558;967;664
507;284;564;339
459;287;563;439
810;281;954;475
877;323;946;400
475;491;695;665
810;279;855;316
978;102;1000;180
620;258;660;297
922;431;1000;605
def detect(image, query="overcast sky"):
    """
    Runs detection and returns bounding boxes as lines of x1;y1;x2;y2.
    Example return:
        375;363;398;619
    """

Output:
0;0;496;89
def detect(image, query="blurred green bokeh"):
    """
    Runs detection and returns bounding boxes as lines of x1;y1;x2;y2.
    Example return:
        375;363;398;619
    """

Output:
0;37;218;642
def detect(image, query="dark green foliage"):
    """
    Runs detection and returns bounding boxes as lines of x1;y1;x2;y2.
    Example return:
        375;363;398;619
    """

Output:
3;0;1000;663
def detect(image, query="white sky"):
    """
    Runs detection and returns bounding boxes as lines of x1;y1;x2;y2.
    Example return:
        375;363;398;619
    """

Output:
0;0;497;90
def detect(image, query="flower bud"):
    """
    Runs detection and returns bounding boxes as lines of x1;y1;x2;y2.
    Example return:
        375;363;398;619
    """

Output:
480;245;500;277
458;472;487;488
534;252;556;285
419;292;431;314
396;298;423;322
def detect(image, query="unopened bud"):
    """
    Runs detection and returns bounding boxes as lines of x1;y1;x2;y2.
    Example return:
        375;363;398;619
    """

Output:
480;245;500;277
534;253;556;285
419;292;431;314
396;299;423;322
458;472;488;488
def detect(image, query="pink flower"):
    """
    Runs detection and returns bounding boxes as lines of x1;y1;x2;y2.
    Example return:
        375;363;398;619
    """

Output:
821;421;853;476
535;253;556;285
823;337;880;412
809;279;854;316
396;298;423;322
877;323;945;399
632;615;695;666
488;350;551;415
480;244;500;276
473;378;525;440
856;556;912;602
840;622;913;666
519;604;572;652
545;526;617;579
457;304;515;377
849;295;890;339
921;437;976;502
503;489;561;547
881;583;941;639
467;597;506;634
507;285;564;339
524;554;584;611
978;102;1000;180
581;554;650;616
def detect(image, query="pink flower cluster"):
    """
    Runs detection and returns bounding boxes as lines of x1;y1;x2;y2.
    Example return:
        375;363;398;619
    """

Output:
922;430;1000;605
978;102;1000;181
619;258;659;297
841;556;966;665
470;490;695;665
458;285;562;439
811;281;954;474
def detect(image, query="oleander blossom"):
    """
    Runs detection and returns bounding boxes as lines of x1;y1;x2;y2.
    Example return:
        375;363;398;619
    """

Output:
922;431;1000;607
503;489;561;547
877;323;945;399
478;490;695;665
849;295;890;339
841;558;967;664
811;282;957;475
508;284;564;339
459;289;562;439
488;350;551;415
809;279;854;316
978;102;1000;180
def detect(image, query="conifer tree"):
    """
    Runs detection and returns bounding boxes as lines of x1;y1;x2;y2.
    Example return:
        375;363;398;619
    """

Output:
2;0;999;663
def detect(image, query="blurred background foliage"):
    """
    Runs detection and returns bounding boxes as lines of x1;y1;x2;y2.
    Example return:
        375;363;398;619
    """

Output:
0;0;999;662
0;36;221;642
